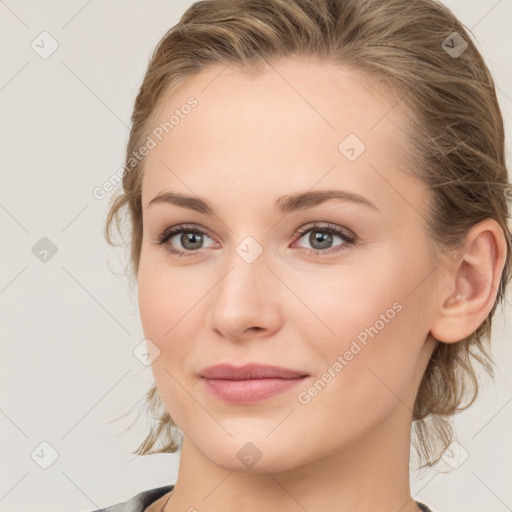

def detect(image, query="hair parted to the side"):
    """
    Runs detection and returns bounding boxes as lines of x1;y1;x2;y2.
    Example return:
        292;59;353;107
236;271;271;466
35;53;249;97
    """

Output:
104;0;512;468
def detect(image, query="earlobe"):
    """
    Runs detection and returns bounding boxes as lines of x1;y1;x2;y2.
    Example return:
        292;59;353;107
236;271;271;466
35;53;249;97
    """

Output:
429;218;508;344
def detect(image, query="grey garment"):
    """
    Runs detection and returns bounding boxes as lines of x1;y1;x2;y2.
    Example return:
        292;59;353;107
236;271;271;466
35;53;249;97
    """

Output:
89;485;435;512
417;502;435;512
89;485;174;512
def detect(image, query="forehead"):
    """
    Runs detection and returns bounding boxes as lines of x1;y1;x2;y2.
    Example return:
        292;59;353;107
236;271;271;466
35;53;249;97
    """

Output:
140;57;420;217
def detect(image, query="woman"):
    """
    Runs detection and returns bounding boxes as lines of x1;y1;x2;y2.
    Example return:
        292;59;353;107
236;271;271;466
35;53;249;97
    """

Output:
95;0;511;510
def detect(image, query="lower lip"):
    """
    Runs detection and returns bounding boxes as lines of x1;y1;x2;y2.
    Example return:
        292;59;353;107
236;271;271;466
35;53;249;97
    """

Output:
202;376;308;404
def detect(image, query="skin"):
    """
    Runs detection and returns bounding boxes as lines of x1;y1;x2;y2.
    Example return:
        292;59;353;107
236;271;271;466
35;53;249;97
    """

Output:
137;57;507;512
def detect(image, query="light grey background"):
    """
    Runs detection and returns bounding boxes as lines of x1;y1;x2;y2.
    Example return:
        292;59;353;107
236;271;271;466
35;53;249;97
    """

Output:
1;1;511;511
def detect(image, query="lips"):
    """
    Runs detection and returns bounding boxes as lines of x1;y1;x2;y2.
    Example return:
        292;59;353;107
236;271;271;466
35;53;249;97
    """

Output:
200;363;309;380
200;363;310;404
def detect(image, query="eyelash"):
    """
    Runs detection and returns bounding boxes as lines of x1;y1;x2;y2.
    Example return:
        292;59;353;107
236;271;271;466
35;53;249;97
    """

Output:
152;222;356;258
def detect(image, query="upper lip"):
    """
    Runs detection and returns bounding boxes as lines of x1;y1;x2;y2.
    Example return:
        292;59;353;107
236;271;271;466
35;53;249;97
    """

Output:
200;363;309;380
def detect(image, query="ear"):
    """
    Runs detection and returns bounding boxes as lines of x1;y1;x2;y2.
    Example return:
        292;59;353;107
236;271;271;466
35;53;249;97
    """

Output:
429;218;508;343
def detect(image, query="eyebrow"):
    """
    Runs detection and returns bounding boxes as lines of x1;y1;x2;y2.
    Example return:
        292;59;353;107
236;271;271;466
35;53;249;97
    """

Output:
146;189;379;215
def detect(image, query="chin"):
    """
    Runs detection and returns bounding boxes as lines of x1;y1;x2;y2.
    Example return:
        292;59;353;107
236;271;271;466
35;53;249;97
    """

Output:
192;432;305;475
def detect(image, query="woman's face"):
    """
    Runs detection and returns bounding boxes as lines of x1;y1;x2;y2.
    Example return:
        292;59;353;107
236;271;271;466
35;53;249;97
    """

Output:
137;58;441;472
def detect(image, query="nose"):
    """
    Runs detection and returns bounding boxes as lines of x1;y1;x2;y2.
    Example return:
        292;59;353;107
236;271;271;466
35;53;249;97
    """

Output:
205;249;283;343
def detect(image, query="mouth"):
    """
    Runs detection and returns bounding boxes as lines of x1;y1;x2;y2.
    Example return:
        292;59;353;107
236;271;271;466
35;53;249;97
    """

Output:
200;362;309;380
199;363;310;404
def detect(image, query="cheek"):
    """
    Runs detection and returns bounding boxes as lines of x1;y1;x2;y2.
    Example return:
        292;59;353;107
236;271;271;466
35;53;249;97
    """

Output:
137;255;212;394
137;271;173;345
137;262;201;425
295;254;424;389
137;252;203;343
289;258;404;348
296;303;420;443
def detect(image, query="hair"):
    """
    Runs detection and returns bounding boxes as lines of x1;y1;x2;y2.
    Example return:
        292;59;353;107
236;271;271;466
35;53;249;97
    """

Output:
104;0;512;468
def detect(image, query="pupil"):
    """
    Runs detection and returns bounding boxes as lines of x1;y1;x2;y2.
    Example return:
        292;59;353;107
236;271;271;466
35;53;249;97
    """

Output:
182;232;202;250
311;231;332;249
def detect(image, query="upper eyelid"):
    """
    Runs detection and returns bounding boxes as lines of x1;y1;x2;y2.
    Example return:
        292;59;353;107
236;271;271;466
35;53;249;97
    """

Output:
294;222;354;237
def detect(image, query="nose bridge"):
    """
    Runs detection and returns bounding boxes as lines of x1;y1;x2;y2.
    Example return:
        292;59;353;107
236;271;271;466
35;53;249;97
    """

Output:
218;234;271;303
206;232;282;338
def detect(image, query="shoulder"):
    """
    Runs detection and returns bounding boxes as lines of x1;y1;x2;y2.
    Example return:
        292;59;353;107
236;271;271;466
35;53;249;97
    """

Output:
87;484;175;512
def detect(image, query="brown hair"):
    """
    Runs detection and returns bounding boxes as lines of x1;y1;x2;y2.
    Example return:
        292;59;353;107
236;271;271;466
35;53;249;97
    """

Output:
104;0;512;467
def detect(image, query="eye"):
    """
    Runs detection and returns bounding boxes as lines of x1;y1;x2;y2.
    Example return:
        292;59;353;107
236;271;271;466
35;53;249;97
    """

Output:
152;224;217;258
292;222;355;256
152;222;356;258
